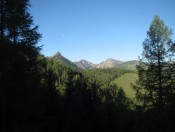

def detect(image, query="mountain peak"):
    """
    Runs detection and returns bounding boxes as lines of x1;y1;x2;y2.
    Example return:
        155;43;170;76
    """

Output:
79;59;87;62
50;51;137;70
75;59;95;70
105;58;122;62
105;58;117;61
51;51;78;69
95;58;123;68
54;51;61;56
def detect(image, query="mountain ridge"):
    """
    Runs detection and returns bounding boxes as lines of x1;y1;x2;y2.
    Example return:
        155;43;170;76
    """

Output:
95;58;123;69
50;51;138;70
50;51;78;69
74;59;95;70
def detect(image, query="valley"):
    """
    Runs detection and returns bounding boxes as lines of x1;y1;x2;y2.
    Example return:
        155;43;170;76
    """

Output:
50;51;138;99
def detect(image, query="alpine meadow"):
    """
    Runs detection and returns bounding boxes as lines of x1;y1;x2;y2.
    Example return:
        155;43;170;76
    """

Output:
1;0;175;132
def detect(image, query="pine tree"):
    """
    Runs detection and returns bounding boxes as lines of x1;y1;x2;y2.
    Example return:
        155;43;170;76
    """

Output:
0;0;5;44
0;0;42;131
134;15;175;108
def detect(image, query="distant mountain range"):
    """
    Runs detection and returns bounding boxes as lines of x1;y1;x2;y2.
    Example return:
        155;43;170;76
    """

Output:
50;51;138;70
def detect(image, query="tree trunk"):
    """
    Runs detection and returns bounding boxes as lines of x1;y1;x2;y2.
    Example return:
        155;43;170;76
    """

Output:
157;44;163;107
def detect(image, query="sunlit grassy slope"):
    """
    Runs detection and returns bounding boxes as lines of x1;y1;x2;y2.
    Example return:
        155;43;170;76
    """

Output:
113;73;138;98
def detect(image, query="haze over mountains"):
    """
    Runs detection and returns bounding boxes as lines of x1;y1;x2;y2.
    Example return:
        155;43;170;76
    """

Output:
50;51;138;70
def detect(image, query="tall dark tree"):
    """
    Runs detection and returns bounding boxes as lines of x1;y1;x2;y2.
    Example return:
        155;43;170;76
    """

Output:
0;0;42;131
134;15;175;108
1;0;41;46
0;0;5;43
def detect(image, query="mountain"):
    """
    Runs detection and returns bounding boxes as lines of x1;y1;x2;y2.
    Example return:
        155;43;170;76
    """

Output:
74;58;123;70
74;59;95;70
50;52;78;69
95;58;123;68
50;51;138;70
116;60;138;70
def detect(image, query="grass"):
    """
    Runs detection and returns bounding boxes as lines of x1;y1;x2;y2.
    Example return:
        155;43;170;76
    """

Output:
113;73;138;98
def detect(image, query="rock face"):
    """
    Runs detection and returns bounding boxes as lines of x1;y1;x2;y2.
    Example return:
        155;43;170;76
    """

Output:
74;58;123;69
50;51;138;70
95;58;123;68
74;59;95;70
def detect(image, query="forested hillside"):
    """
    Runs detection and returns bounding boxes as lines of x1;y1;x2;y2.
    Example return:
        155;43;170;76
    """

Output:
1;0;175;132
83;68;132;85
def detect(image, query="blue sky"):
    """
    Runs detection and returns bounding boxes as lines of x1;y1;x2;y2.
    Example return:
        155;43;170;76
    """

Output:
30;0;175;63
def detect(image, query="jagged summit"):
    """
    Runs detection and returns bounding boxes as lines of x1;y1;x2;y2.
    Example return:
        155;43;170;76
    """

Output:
75;59;95;70
54;51;61;56
105;58;116;61
50;51;138;70
96;58;123;68
79;59;88;62
50;51;78;69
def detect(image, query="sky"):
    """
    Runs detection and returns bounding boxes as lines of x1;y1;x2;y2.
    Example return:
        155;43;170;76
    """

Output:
30;0;175;63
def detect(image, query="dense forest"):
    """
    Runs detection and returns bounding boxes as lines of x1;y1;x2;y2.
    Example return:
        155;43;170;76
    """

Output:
1;0;175;132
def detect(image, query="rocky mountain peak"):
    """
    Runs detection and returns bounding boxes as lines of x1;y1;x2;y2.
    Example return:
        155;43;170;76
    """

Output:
50;51;137;70
54;51;61;56
75;59;95;70
95;58;123;68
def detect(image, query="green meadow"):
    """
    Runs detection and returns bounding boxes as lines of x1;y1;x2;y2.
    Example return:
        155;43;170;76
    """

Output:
113;73;138;98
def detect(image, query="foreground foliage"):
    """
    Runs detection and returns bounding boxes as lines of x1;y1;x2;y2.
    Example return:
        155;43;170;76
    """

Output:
133;15;175;131
134;16;175;108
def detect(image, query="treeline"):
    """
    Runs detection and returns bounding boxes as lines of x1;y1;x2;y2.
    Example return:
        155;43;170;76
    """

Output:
39;58;134;132
83;68;134;86
1;0;175;132
0;47;134;131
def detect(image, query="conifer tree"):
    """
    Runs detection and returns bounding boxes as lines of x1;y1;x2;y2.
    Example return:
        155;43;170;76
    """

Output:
134;15;175;108
0;0;42;131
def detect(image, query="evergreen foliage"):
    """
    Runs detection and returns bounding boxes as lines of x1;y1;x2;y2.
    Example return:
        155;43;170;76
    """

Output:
133;15;175;131
1;1;175;131
83;68;131;86
133;15;175;108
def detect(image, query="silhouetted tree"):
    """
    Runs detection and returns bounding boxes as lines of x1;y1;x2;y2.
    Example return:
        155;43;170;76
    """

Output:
0;0;5;44
133;15;175;109
132;16;175;132
0;0;42;131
